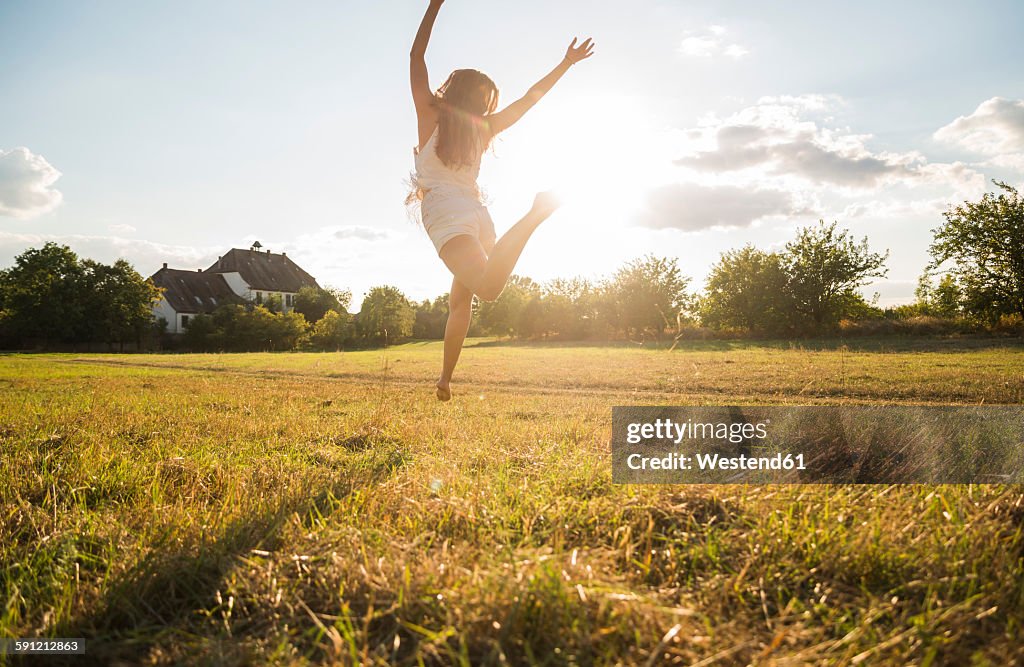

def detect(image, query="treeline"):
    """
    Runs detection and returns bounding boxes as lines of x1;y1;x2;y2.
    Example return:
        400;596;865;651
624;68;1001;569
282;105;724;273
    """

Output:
1;182;1021;351
0;244;161;350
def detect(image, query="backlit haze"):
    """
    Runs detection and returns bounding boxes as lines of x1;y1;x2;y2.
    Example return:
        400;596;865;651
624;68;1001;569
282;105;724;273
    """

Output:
2;0;1023;308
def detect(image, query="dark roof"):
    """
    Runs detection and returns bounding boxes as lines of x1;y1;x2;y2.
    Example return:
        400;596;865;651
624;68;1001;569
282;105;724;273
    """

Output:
207;248;320;293
150;268;246;314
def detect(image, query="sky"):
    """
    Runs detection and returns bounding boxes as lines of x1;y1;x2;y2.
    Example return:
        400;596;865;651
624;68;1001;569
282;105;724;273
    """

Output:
2;0;1023;309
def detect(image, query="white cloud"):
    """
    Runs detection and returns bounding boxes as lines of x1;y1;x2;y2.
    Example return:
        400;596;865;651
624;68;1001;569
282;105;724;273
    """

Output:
634;95;989;232
838;197;950;220
755;94;838;113
678;25;749;60
723;44;750;59
636;183;812;231
0;231;220;276
0;147;64;219
245;224;408;296
934;97;1024;170
675;96;984;195
332;225;393;241
108;223;137;233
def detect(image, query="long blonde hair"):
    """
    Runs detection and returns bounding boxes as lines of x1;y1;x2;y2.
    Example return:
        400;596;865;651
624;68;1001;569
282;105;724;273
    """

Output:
433;69;499;168
407;69;499;212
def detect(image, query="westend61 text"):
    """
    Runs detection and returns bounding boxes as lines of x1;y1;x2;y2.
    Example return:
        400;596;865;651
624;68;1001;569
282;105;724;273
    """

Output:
627;452;808;471
625;418;769;445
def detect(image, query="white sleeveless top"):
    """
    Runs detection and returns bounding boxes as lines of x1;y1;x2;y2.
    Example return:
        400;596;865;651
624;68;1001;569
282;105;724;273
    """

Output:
414;128;482;201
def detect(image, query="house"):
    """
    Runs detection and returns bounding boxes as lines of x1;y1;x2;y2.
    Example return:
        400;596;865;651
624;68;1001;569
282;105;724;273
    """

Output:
150;267;245;334
150;243;321;334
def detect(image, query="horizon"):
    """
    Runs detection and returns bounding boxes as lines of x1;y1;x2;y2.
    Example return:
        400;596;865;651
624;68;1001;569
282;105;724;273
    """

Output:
2;0;1023;308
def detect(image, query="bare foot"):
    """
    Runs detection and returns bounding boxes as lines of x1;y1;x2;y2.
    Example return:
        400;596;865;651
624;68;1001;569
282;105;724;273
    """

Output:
530;190;562;220
435;380;452;402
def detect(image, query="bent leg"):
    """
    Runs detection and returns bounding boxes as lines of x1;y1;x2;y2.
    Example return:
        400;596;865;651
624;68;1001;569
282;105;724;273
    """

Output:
439;192;559;301
436;277;474;401
438;234;488;296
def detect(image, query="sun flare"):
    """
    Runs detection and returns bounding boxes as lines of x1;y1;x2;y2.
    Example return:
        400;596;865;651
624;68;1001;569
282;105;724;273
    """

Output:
490;94;677;227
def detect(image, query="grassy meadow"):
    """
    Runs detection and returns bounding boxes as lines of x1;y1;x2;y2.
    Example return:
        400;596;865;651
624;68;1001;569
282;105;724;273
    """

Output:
2;336;1024;665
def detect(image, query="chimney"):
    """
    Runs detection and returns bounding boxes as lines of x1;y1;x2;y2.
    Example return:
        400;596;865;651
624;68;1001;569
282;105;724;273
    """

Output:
266;249;270;254
162;262;167;269
282;252;287;258
197;268;202;273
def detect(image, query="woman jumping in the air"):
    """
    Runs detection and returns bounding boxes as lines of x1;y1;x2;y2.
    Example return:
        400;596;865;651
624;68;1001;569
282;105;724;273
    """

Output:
409;0;595;401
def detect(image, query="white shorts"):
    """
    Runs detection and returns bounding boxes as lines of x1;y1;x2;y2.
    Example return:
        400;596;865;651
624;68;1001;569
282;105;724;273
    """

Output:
421;189;496;255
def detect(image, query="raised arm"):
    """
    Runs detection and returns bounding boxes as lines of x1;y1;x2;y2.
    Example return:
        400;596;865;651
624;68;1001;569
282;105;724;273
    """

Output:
411;0;444;144
487;38;595;137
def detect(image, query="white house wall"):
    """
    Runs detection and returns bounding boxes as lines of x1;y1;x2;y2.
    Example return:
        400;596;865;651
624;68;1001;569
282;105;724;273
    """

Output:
153;297;180;334
219;272;250;299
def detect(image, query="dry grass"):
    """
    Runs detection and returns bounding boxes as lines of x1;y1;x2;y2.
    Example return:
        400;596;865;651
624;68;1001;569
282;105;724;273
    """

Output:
1;336;1023;665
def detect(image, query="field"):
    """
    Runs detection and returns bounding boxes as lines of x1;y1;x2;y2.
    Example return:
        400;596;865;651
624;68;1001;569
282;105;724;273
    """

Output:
2;337;1024;665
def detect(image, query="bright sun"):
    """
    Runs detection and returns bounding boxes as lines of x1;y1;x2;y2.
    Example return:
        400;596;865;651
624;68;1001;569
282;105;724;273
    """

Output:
495;93;676;226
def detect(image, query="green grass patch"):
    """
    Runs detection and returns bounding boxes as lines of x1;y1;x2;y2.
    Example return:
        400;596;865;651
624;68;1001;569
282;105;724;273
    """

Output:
1;338;1022;664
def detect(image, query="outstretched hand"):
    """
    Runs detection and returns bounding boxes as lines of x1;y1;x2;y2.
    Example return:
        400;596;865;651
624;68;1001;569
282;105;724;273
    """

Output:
531;191;562;218
564;37;595;65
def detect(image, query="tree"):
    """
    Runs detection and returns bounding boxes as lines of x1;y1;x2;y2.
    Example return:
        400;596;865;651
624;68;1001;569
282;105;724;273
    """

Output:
516;294;550;339
608;255;691;339
477;275;539;337
912;273;963;318
0;243;161;348
181;313;218;351
0;243;87;344
783;221;888;329
304;309;354;350
80;259;163;349
928;181;1024;321
332;287;353;311
933;275;963;319
544;278;597;339
294;285;350;324
267;310;308;350
357;286;415;343
413;295;449;339
701;246;793;334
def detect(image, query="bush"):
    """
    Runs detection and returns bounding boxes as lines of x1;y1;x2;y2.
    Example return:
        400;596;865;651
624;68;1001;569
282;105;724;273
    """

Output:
993;314;1024;336
838;316;974;337
180;305;309;352
302;310;354;350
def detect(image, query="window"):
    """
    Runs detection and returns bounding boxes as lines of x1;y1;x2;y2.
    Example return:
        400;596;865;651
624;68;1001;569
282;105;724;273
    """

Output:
181;315;190;329
285;294;293;307
255;291;263;304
